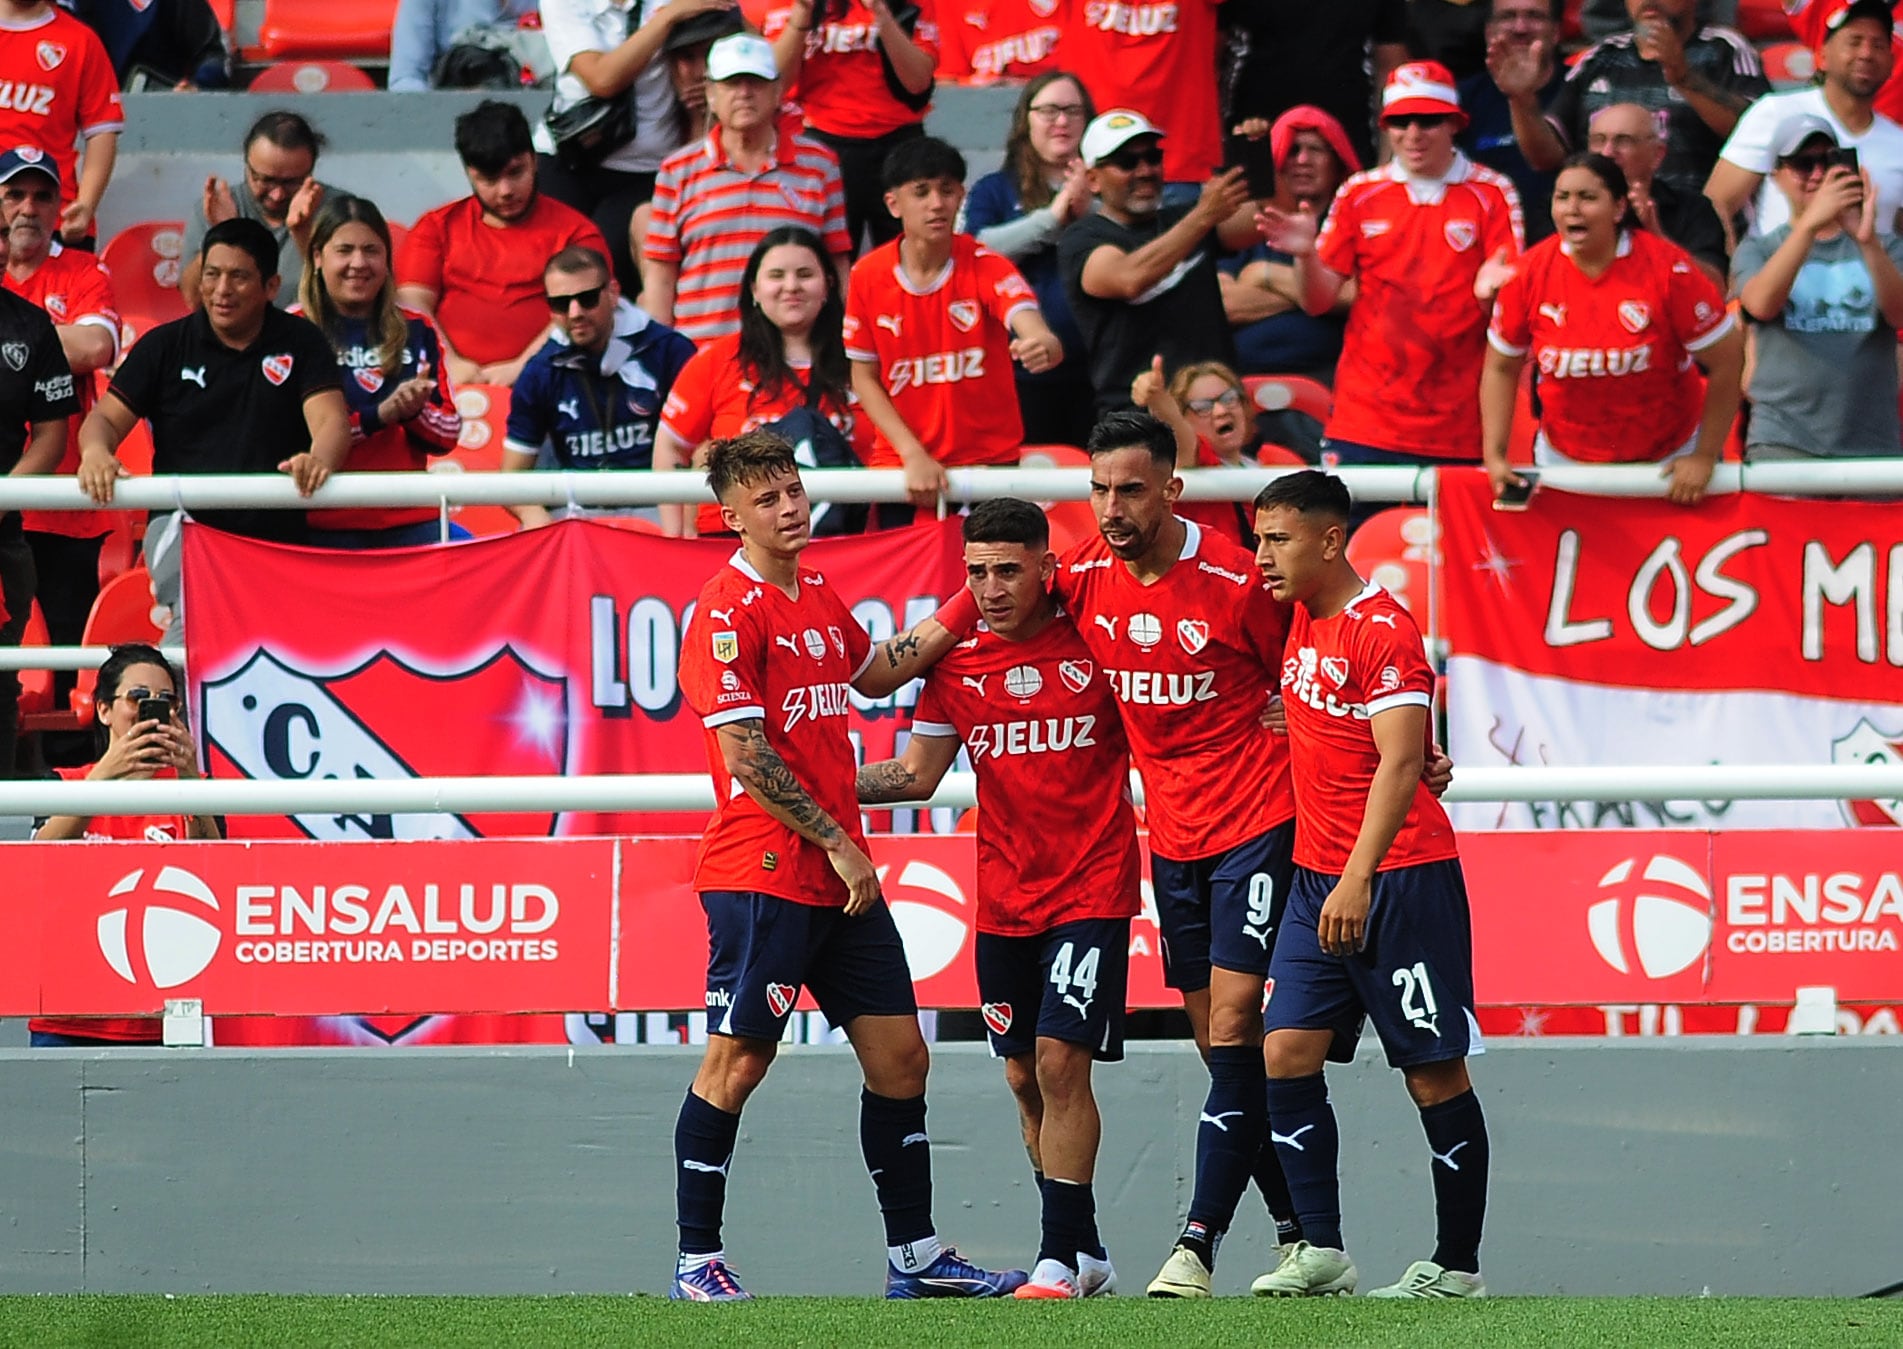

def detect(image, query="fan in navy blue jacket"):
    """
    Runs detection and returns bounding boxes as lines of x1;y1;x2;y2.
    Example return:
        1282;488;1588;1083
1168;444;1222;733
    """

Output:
294;195;464;548
503;244;695;528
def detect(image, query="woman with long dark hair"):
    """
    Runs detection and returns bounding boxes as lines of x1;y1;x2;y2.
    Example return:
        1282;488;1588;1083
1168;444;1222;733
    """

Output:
31;642;220;1047
296;195;465;547
655;225;871;535
1483;152;1742;506
961;71;1097;446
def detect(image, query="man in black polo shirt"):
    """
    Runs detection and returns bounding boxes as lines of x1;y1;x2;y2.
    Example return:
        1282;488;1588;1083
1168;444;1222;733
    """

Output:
77;217;347;645
0;281;78;772
1059;111;1260;417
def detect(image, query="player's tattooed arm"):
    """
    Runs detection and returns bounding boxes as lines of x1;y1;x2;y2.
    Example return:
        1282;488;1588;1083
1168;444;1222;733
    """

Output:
855;618;960;698
717;719;846;848
856;732;960;805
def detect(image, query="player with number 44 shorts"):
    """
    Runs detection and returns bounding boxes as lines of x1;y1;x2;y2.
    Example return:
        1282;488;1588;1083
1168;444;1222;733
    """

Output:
860;498;1141;1300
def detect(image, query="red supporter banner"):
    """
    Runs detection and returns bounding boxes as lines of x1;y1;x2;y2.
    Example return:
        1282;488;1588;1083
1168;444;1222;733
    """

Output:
181;518;966;838
5;831;1896;1018
1437;470;1903;831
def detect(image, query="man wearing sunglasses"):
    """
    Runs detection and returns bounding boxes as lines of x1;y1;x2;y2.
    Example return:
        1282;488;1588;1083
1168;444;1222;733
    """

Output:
181;111;337;311
1059;110;1264;418
501;243;693;527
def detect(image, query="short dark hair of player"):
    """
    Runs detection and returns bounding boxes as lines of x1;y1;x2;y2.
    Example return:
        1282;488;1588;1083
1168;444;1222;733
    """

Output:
546;244;612;288
964;498;1050;550
243;109;326;159
1086;408;1175;472
201;217;280;279
882;135;968;190
1254;468;1352;523
455;100;534;176
1558;151;1641;231
706;429;799;503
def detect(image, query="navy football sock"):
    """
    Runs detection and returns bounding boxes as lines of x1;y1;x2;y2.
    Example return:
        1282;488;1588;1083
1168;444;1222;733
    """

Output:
1186;1044;1267;1262
1420;1090;1489;1274
1265;1073;1343;1252
860;1088;935;1248
1039;1177;1104;1265
1251;1084;1305;1244
674;1090;740;1256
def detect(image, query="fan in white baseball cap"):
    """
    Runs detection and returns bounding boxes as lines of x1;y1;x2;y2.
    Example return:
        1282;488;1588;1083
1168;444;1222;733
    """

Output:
706;32;778;83
1080;109;1165;169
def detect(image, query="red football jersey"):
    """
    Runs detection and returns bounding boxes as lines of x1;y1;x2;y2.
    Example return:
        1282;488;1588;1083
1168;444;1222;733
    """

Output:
1280;582;1457;874
1489;230;1731;463
679;551;875;907
660;332;876;535
937;0;1062;82
759;0;939;138
1786;0;1903;123
1317;155;1524;460
0;12;121;207
8;241;116;538
1063;0;1222;181
1051;518;1295;862
29;766;182;1043
909;614;1141;935
842;233;1037;466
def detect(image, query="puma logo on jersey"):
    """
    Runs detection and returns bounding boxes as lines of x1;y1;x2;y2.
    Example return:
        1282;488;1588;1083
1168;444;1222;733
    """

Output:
887;348;984;397
180;366;206;387
558;398;581;420
1369;613;1398;627
875;314;903;336
1093;614;1119;640
961;675;988;696
774;635;800;654
708;607;734;624
0;83;56;115
1538;303;1566;326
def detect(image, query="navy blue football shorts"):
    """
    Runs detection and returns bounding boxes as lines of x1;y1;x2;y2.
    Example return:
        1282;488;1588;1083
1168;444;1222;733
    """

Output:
1263;858;1479;1068
1150;820;1295;991
701;890;918;1040
974;917;1131;1062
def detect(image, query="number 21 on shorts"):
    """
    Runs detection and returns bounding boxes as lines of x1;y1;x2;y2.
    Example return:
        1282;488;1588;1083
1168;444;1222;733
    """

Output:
1050;941;1100;1015
1393;961;1440;1034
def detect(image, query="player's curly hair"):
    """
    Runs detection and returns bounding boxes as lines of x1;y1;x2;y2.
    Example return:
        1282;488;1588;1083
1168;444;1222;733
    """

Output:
1254;468;1351;521
705;430;798;503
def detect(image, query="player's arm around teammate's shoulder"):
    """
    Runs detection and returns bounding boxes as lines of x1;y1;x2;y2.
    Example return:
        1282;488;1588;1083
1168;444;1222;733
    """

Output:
857;731;962;805
852;588;984;699
714;717;882;916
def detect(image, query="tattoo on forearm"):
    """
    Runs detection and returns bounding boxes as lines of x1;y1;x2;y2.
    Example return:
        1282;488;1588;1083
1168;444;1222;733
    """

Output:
725;722;842;844
883;631;922;670
856;759;919;803
1675;69;1749;114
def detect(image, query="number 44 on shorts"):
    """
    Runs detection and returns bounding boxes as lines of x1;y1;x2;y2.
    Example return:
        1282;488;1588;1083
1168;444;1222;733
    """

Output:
1049;941;1100;1017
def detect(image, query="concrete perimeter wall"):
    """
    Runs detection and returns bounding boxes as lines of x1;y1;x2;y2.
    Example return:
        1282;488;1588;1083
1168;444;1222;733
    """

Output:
1;1038;1897;1297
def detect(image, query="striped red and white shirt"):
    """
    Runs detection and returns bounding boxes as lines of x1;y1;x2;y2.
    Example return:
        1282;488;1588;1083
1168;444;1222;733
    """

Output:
644;126;852;345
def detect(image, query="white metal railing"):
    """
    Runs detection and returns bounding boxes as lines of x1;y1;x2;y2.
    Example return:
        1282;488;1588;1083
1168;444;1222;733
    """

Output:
5;764;1902;816
0;459;1898;515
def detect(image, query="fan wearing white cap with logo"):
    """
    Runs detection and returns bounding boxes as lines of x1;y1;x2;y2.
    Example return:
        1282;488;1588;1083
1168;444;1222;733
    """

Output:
1707;0;1903;238
1732;110;1903;459
1258;61;1524;469
1057;110;1267;417
643;33;852;344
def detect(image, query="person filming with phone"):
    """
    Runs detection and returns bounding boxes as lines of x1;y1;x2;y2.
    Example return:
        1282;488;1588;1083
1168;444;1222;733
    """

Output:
30;642;220;1047
1730;114;1903;462
1482;152;1741;507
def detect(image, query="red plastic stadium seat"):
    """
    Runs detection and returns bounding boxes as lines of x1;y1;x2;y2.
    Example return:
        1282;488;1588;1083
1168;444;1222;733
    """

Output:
249;60;378;93
1345;506;1440;620
1243;374;1333;424
1022;443;1096;553
1761;41;1816;89
205;0;235;30
256;0;399;61
100;222;189;325
1735;0;1796;42
15;603;54;725
437;383;523;538
385;220;410;260
1255;442;1307;467
67;567;163;725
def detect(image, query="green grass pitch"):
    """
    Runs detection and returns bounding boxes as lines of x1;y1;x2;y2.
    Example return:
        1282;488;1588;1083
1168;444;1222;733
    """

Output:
1;1296;1897;1348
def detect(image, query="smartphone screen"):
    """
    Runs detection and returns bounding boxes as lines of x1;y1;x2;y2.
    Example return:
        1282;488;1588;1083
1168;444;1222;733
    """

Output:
1224;133;1276;200
1492;472;1539;512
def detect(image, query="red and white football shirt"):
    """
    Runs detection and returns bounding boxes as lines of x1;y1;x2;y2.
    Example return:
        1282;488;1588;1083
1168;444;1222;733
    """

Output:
0;11;122;207
1317;154;1524;460
1063;0;1222;181
7;240;116;538
1280;582;1457;874
1052;518;1295;862
759;0;939;138
679;552;875;907
843;233;1037;466
660;332;876;535
1489;229;1731;463
909;614;1141;935
937;0;1062;82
